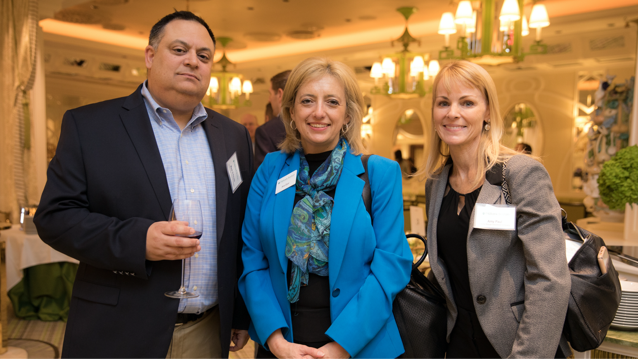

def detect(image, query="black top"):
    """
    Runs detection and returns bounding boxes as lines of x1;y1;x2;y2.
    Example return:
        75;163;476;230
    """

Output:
288;150;334;345
437;171;482;312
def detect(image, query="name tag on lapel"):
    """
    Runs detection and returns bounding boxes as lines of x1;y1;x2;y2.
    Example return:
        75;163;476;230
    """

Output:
473;204;516;230
276;170;297;194
226;152;242;193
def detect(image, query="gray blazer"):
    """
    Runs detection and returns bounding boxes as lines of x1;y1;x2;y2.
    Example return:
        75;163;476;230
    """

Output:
425;155;571;358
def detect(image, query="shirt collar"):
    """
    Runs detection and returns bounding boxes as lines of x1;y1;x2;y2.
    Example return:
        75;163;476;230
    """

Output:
141;81;208;130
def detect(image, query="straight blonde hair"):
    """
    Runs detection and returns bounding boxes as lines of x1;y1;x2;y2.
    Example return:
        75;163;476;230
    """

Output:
279;57;365;155
422;60;519;188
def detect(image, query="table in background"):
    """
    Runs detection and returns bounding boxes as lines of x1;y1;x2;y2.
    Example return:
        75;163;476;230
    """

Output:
0;225;78;321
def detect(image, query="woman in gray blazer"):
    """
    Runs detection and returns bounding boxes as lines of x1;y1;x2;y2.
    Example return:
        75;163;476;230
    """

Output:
422;60;571;358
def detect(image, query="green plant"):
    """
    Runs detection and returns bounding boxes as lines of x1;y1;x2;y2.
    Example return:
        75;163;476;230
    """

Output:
598;145;638;210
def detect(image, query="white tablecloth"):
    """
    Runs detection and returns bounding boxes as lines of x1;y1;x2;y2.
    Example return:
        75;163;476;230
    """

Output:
0;225;78;290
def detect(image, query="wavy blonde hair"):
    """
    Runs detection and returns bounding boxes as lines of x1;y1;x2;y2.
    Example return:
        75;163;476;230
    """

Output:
422;60;519;188
279;57;365;155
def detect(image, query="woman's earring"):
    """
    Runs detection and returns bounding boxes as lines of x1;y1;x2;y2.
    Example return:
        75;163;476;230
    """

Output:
341;122;350;135
484;122;491;131
290;121;297;131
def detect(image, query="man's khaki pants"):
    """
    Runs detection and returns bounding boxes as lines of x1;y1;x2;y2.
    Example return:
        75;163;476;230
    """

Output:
166;307;221;358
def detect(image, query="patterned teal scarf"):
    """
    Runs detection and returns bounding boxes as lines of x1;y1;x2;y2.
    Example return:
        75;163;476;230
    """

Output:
285;138;348;303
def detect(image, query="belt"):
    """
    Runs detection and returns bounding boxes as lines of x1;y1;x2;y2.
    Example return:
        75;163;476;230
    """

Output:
175;306;216;325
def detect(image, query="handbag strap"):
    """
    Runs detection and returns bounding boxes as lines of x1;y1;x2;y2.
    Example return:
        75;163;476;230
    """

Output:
358;156;428;270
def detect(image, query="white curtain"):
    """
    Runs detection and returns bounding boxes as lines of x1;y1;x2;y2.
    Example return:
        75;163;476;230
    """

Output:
0;0;39;222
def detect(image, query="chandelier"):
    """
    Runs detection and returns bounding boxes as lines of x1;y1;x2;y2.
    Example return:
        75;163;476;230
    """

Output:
369;7;440;99
204;37;253;110
437;0;550;65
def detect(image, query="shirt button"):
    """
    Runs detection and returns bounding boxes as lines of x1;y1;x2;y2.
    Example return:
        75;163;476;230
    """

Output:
193;286;198;291
477;295;487;304
185;160;189;165
195;253;199;258
190;189;195;193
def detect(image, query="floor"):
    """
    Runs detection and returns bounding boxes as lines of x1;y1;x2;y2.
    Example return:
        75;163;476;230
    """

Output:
4;302;257;359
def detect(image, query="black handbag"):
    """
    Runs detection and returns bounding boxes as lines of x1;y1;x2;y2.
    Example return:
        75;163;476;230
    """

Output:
394;234;448;359
359;155;448;358
499;161;621;352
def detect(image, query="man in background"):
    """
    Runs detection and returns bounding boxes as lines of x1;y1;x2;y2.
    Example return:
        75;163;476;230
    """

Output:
34;11;250;358
254;70;290;170
240;113;258;153
515;142;533;154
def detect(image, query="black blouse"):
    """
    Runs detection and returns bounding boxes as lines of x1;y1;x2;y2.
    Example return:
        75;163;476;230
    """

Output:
287;150;334;345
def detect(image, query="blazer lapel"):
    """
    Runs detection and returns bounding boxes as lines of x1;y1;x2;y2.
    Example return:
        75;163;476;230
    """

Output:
328;151;364;287
467;179;502;239
273;151;300;274
203;110;229;246
427;163;451;267
120;86;172;219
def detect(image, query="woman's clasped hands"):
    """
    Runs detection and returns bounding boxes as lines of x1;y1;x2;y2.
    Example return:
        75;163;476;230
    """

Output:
267;329;350;359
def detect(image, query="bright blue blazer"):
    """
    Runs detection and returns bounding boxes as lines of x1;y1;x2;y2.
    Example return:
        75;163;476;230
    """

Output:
238;147;412;358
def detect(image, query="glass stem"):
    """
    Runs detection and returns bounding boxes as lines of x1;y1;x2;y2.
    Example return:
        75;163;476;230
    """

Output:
180;258;186;294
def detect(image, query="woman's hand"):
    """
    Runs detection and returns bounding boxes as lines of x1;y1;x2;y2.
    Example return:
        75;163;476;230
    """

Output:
317;342;350;359
267;329;325;359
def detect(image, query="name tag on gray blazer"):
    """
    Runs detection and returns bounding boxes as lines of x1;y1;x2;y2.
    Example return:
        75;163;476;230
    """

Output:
473;204;516;230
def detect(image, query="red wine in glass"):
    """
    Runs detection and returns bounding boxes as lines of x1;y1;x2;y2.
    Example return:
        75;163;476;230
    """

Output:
165;199;202;299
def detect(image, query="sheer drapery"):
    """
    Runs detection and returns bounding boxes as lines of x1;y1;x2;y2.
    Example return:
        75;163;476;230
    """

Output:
1;0;39;222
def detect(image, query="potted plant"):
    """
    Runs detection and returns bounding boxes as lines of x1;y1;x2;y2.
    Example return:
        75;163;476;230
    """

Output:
597;145;638;218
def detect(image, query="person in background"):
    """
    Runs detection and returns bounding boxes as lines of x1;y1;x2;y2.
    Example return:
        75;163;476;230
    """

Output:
34;11;251;358
239;57;412;359
422;60;570;358
265;102;274;123
394;149;411;177
241;113;258;153
254;70;291;170
515;142;532;154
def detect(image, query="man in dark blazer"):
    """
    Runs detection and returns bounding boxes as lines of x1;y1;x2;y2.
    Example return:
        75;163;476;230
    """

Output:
34;11;250;358
253;70;290;170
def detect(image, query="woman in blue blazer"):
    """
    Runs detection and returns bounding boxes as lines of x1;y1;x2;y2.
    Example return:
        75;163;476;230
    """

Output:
238;57;412;359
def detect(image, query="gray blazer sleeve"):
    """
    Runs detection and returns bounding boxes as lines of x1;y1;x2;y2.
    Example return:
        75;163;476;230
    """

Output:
506;155;571;358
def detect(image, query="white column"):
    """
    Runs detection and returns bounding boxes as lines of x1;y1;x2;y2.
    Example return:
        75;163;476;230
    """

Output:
30;26;47;202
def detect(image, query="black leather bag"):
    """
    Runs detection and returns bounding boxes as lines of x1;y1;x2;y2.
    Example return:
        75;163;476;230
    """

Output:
359;155;447;358
394;234;448;359
499;161;621;352
562;219;621;351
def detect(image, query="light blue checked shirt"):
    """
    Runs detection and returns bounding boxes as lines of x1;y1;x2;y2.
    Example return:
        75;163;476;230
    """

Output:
142;82;218;314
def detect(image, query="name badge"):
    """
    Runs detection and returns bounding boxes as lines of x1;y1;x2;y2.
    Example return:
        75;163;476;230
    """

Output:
473;203;516;230
226;152;242;193
276;170;297;194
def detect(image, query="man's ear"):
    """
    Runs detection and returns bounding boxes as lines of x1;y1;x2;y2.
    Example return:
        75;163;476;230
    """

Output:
144;45;155;70
277;88;284;101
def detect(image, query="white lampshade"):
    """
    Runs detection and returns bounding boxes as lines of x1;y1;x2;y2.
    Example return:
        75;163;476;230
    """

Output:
438;12;457;34
208;77;219;95
242;80;253;94
370;62;383;79
522;16;530;36
455;1;473;24
428;60;440;78
499;0;521;22
529;4;550;28
467;11;477;33
229;77;242;95
381;58;396;77
410;56;425;76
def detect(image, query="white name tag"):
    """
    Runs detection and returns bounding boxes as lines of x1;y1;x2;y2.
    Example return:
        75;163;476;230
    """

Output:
226;152;242;193
473;203;516;230
276;170;297;194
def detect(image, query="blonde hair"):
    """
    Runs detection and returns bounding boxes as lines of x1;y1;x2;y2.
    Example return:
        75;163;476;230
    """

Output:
422;60;519;188
279;57;365;155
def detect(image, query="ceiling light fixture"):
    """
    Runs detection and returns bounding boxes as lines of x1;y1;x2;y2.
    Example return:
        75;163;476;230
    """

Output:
369;7;439;98
205;37;253;110
437;0;550;65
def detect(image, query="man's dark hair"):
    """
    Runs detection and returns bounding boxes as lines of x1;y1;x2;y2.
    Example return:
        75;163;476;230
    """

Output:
519;142;532;154
270;70;291;92
149;11;216;49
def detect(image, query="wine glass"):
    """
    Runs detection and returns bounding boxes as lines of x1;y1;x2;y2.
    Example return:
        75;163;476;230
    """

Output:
165;199;202;298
